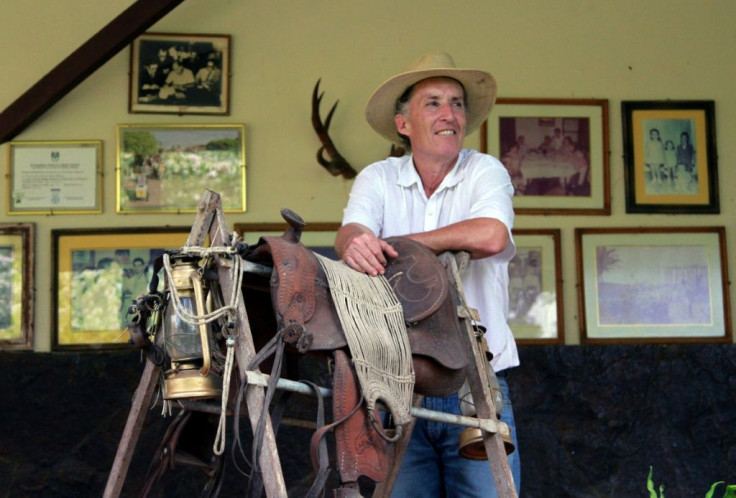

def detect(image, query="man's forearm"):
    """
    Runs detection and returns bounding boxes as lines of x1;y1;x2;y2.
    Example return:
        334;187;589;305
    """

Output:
405;217;509;259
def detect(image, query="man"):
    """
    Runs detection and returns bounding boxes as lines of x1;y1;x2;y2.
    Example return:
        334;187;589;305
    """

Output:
335;52;520;497
159;60;194;100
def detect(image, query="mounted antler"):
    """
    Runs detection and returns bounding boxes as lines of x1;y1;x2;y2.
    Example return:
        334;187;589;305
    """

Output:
311;79;357;179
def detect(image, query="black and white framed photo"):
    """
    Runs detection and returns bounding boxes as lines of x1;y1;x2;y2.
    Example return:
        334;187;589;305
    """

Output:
129;32;231;115
621;100;718;214
576;226;731;344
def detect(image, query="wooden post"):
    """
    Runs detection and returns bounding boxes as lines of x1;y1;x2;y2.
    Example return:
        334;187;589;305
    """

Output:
443;252;517;498
103;360;159;498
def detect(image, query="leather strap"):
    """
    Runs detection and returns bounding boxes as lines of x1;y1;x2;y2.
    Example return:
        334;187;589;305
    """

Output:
331;349;388;484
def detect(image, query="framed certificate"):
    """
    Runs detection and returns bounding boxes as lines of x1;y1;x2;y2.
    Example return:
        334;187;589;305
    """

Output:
7;141;103;215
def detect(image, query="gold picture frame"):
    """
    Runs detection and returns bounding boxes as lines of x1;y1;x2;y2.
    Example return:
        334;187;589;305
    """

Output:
52;227;191;350
116;124;246;214
6;140;102;215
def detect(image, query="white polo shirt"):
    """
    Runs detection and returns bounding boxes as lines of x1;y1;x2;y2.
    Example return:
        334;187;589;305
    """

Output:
342;149;519;372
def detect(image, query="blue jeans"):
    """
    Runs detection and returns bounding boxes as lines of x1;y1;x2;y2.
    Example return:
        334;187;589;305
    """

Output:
390;376;521;497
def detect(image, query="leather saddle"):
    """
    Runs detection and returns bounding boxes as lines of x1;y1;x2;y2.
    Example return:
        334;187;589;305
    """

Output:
240;209;469;493
243;212;468;397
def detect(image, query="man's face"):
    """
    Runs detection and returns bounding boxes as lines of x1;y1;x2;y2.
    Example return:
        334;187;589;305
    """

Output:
395;77;467;161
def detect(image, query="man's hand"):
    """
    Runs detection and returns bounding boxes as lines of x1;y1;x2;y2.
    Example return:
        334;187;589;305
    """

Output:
337;226;398;276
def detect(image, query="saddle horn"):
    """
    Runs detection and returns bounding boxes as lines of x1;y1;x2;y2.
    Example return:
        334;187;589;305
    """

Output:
280;208;306;243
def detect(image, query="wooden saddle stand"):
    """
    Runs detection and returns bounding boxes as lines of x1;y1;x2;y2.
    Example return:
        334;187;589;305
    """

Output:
104;190;517;497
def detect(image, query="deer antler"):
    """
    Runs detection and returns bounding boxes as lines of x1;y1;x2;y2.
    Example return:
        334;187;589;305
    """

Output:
311;79;357;179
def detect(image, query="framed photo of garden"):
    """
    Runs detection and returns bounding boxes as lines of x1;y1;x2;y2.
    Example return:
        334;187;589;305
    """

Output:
621;100;719;214
481;98;610;215
116;124;246;214
129;32;231;115
52;227;191;350
508;229;564;344
576;227;731;344
0;223;34;350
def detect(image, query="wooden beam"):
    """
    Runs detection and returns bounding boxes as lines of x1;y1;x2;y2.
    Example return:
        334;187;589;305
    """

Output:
0;0;186;145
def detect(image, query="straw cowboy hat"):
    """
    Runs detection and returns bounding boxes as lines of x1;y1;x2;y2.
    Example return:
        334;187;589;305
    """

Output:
365;52;497;143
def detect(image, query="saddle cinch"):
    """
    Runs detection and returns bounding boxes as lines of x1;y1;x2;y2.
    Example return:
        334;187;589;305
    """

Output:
241;210;469;491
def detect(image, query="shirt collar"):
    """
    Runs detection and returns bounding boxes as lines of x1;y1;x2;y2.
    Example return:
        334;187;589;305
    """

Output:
396;150;468;191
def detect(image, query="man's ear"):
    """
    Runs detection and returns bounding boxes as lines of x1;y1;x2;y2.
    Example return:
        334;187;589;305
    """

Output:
395;114;409;136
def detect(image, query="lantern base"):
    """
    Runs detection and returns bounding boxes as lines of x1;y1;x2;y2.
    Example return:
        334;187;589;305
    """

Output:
164;367;222;400
459;427;515;460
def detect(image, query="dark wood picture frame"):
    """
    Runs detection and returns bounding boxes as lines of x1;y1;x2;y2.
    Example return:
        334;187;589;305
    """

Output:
129;32;231;115
481;98;610;215
509;229;564;345
0;223;34;350
576;226;731;344
234;221;340;259
621;100;719;214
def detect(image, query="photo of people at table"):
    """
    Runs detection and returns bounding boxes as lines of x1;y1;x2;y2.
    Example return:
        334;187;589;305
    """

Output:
499;117;591;197
135;37;226;108
642;119;698;195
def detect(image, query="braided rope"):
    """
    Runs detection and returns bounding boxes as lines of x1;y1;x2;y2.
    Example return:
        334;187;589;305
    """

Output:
162;248;243;327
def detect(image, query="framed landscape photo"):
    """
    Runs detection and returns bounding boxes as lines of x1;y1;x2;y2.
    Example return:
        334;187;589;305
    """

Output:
52;227;191;350
129;32;231;115
481;98;610;215
508;229;564;344
621;100;718;214
0;224;34;350
116;124;246;214
6;140;102;215
576;227;731;344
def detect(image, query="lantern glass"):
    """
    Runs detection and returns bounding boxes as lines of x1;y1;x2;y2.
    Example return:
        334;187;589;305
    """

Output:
165;294;203;362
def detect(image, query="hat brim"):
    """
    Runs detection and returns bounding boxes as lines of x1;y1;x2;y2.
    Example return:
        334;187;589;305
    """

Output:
365;67;497;143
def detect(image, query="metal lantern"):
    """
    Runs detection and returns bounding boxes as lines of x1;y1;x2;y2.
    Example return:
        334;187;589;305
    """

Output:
161;256;222;400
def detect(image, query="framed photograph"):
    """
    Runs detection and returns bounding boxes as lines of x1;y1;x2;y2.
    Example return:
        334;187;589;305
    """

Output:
508;229;564;344
0;224;34;350
576;227;731;344
481;98;610;215
116;124;246;214
52;227;191;350
129;32;231;115
6;140;102;215
621;100;719;214
234;221;339;259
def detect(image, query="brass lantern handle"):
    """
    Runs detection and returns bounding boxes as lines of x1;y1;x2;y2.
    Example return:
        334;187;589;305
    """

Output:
192;272;211;376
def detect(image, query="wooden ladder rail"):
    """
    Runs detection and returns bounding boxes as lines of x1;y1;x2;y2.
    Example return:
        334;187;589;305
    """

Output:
103;190;287;497
374;251;517;498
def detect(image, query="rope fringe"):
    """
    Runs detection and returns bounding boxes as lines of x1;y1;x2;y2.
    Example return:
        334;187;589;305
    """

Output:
315;254;414;425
